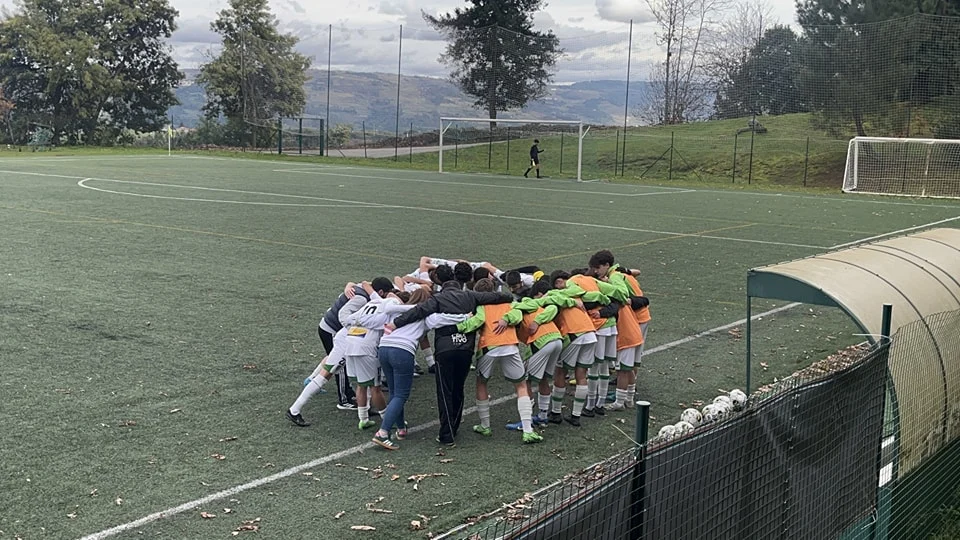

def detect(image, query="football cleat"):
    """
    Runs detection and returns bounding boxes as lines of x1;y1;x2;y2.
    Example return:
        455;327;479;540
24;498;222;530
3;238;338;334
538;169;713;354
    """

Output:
522;431;544;444
286;410;310;427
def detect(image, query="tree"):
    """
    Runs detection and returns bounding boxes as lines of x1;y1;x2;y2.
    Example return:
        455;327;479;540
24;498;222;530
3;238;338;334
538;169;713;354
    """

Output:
0;88;13;143
640;0;731;124
713;25;806;118
0;0;182;144
197;0;310;148
424;1;562;124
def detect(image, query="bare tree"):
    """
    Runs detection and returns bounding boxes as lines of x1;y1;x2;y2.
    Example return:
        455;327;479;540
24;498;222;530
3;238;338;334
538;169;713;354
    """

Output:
641;0;732;124
701;1;776;110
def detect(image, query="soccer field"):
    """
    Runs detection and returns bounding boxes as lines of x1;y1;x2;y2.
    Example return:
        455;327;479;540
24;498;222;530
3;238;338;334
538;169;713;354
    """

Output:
2;153;959;539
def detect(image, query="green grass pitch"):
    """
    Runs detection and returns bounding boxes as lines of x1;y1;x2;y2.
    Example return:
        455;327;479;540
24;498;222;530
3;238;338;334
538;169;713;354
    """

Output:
1;151;959;539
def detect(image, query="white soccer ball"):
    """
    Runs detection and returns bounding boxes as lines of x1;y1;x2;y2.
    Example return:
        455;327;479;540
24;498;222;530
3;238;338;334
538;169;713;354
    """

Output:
702;404;722;423
658;424;678;441
681;408;703;427
713;395;733;408
712;399;733;416
674;421;694;436
729;389;747;409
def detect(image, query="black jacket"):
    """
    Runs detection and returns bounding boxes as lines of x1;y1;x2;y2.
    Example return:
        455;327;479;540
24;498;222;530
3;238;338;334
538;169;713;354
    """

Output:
394;283;512;355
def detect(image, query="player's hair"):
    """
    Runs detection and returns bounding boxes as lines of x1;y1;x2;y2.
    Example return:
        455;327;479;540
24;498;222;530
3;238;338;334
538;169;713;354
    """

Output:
473;267;491;281
534;139;540;144
531;279;552;297
454;262;473;284
473;277;496;292
435;265;455;284
371;277;394;295
504;270;522;287
570;268;588;276
589;250;615;269
395;291;411;303
550;269;570;285
408;288;432;305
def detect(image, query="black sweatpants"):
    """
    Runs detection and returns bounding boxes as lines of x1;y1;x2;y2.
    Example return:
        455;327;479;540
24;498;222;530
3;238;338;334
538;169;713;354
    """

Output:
318;326;355;405
434;349;474;444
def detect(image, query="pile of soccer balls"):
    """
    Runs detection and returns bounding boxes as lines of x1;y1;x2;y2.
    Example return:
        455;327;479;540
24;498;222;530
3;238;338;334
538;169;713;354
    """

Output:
655;389;747;443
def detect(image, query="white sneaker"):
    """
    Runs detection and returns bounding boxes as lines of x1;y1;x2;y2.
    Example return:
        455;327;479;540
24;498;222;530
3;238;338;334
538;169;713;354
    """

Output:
607;402;626;411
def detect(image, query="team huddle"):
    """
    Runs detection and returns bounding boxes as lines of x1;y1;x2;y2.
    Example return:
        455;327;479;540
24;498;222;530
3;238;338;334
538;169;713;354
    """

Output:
286;250;651;451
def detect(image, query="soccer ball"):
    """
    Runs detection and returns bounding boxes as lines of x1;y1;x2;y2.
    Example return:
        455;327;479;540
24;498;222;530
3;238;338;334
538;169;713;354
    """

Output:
674;421;694;436
729;389;747;409
702;404;722;423
713;395;733;408
658;424;678;441
681;407;703;427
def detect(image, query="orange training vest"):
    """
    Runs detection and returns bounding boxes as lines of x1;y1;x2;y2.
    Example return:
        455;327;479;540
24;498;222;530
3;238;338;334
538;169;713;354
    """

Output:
517;307;561;345
478;303;520;350
626;274;651;324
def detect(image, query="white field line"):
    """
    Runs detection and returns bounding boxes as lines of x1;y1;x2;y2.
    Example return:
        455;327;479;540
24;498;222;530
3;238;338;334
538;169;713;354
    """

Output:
78;302;799;540
8;169;826;250
76;178;388;208
272;167;689;198
692;187;960;209
828;214;960;250
0;155;177;164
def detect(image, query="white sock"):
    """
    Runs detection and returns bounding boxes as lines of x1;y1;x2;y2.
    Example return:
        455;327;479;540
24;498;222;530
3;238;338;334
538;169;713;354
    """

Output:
586;364;599;410
572;384;588;416
424;349;435;367
538;393;551;419
289;376;328;415
308;360;329;381
358;405;370;423
551;385;565;414
626;384;636;407
615;388;628;406
517;396;534;433
478;398;490;428
597;361;610;408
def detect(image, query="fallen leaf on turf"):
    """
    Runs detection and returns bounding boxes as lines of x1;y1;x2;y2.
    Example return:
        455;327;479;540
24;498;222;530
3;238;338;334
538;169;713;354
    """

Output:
334;511;345;520
219;436;238;442
211;453;226;460
223;508;232;514
200;512;216;519
435;448;446;457
390;474;400;481
242;364;257;370
351;525;376;531
89;488;98;497
169;409;182;414
334;463;345;467
118;420;137;427
439;459;453;463
115;498;123;506
200;481;210;486
301;472;313;476
385;463;397;469
67;513;77;519
410;520;423;530
687;378;696;384
434;501;452;507
355;466;370;471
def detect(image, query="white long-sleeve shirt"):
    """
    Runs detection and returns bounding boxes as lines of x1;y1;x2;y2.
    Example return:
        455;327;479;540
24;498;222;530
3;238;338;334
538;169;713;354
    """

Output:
379;308;469;355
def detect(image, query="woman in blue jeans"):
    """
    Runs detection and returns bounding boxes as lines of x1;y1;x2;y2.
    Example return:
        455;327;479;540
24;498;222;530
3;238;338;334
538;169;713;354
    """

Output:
373;288;468;450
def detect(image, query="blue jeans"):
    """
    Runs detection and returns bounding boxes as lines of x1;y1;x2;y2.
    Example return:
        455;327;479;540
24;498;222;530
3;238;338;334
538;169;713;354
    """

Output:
378;346;415;433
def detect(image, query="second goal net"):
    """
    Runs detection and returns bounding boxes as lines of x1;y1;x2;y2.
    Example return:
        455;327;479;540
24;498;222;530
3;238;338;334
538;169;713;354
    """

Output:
438;117;587;181
842;136;960;198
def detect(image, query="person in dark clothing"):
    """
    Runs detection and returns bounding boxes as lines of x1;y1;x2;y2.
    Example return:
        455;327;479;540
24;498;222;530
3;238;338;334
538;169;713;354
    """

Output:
389;281;512;445
524;139;543;178
317;277;395;410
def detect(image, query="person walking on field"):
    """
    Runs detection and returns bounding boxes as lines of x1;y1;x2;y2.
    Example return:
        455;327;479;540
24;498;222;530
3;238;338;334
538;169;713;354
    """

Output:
524;139;544;178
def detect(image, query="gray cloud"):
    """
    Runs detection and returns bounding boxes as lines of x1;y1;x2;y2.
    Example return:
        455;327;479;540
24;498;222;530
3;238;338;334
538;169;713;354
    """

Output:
595;0;656;24
170;17;217;44
284;0;306;15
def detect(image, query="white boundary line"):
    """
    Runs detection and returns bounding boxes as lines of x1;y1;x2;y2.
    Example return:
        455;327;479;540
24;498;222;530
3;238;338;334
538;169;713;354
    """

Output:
76;178;388;208
9;169;827;250
272;167;691;198
78;302;800;540
828;215;960;250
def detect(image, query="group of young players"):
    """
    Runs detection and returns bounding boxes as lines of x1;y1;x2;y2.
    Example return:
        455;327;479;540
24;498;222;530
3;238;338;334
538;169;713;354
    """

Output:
285;250;651;451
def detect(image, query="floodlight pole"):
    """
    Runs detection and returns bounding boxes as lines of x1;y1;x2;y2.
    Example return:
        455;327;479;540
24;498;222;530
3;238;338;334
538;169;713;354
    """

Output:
439;118;444;173
577;122;584;181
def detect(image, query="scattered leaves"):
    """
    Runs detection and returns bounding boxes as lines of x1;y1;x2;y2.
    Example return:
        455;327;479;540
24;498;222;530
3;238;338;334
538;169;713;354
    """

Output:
384;463;397;469
89;488;98;497
334;511;346;520
687;378;696;384
211;453;226;461
301;472;313;476
223;508;233;514
118;420;137;427
219;436;238;442
67;513;77;519
355;466;370;472
390;474;400;481
728;327;742;340
410;520;424;531
439;459;453;464
350;525;376;531
168;408;182;414
242;364;257;370
434;501;452;507
115;498;123;506
406;472;448;491
200;512;216;519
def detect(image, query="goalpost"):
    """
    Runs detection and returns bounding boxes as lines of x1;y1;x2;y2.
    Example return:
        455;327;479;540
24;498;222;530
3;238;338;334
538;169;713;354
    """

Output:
842;136;960;199
439;117;587;181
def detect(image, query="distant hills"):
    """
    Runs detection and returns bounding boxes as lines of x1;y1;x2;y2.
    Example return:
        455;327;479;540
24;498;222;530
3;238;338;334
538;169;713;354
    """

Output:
168;69;647;131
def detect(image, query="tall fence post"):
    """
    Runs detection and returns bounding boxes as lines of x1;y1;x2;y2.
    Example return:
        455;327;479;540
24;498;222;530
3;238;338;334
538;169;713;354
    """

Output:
630;400;651;540
325;24;331;158
277;117;283;155
298;117;303;155
669;131;675;182
362;121;367;159
487;131;493;170
803;136;810;187
506;127;511;172
394;24;402;162
732;133;739;183
748;117;756;185
615;129;621;176
875;303;895;540
559;131;565;175
454;126;459;169
409;122;413;163
622;19;633;179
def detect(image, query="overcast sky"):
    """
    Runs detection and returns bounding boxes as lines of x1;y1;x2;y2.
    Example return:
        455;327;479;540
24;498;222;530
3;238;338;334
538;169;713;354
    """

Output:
0;0;800;82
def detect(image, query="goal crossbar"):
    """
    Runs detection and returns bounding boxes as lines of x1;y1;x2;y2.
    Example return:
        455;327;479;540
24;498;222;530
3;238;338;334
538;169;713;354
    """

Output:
438;117;585;181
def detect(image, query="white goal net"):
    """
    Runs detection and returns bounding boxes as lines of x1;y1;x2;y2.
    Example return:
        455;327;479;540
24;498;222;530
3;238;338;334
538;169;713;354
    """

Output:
438;117;587;181
842;136;960;198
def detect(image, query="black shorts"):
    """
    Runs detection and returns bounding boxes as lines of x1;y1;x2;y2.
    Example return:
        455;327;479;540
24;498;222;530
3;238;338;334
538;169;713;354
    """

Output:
530;157;540;165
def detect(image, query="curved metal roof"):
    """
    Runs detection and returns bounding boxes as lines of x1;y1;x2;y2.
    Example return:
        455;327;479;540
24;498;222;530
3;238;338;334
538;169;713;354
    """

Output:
747;227;960;341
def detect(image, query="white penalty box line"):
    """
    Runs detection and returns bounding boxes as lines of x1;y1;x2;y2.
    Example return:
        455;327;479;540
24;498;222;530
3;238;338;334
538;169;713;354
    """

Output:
78;300;800;540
